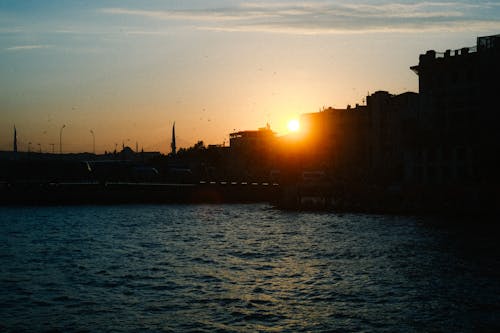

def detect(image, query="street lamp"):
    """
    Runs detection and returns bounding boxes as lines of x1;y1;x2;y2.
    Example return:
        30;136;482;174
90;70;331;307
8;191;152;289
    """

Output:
90;129;95;154
59;124;66;154
37;143;41;153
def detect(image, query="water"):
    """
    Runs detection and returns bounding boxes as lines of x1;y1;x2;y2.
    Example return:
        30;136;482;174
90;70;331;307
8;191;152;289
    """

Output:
1;204;499;332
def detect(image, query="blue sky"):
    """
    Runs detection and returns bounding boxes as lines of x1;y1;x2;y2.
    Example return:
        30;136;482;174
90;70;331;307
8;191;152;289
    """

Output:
1;1;500;152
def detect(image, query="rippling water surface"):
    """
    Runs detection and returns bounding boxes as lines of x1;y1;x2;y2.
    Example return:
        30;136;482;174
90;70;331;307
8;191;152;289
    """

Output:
1;204;499;332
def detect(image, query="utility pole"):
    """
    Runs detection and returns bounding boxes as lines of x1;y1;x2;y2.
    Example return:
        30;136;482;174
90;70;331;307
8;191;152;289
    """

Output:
59;124;66;154
90;129;95;154
13;125;17;153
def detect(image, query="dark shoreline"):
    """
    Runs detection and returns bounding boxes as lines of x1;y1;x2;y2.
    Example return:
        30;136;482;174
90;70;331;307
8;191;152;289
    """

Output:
1;181;498;219
0;182;279;206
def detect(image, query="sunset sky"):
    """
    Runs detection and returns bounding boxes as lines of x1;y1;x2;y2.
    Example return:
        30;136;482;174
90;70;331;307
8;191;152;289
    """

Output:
1;1;500;153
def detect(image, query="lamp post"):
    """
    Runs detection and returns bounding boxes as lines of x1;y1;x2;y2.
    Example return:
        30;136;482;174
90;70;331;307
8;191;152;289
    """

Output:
59;124;66;154
37;143;41;153
90;129;95;154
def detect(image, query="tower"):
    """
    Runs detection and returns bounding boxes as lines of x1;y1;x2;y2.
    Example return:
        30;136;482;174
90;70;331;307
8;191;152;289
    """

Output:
171;122;176;155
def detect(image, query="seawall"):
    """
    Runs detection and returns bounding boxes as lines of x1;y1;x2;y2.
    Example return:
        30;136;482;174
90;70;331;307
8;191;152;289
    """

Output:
0;182;280;205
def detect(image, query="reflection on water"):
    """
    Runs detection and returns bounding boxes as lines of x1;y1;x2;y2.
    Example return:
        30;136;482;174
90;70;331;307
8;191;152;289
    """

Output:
1;204;499;332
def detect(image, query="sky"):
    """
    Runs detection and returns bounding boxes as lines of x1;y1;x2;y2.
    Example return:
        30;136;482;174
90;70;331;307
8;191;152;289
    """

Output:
1;1;500;153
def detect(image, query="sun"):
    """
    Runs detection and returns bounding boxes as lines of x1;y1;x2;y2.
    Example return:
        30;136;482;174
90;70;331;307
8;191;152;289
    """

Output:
287;119;300;132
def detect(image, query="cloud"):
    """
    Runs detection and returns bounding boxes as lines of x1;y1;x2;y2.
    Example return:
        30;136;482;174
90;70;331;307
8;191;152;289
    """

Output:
100;1;500;35
100;7;274;22
0;28;23;34
5;44;50;51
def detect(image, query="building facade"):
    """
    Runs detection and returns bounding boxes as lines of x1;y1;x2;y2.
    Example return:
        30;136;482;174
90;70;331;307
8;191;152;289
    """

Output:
296;91;418;186
229;124;276;180
409;34;500;186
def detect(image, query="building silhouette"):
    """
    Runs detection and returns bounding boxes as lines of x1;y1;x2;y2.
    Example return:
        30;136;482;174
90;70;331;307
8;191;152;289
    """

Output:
229;124;276;180
295;91;418;187
274;33;500;211
409;34;500;187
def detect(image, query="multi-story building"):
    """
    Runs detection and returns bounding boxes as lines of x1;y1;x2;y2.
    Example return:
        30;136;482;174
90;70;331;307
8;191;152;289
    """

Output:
229;124;276;180
299;104;367;178
366;91;418;184
273;33;498;211
296;91;418;185
409;34;500;186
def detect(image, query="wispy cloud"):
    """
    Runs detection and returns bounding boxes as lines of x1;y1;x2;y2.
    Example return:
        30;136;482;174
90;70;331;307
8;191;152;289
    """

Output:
100;1;500;34
100;7;274;22
0;28;24;34
5;44;50;51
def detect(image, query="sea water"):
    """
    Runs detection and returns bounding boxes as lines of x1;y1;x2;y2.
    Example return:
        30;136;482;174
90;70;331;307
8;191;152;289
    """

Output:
1;204;499;332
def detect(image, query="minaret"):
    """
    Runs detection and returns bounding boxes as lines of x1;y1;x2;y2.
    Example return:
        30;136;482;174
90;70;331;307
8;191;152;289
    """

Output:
13;125;17;153
171;122;176;155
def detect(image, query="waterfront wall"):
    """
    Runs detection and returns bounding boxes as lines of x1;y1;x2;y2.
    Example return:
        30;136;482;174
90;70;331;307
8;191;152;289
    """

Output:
0;182;279;205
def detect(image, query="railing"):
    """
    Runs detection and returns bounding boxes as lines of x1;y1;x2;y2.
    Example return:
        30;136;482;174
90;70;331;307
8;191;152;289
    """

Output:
435;45;477;58
199;180;279;186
